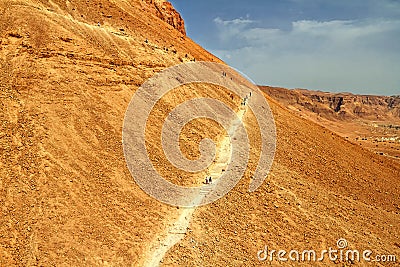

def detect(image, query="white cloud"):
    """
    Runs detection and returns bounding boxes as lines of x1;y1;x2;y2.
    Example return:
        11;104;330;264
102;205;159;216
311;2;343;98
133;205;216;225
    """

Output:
212;17;400;94
214;17;254;26
292;19;400;41
213;17;256;44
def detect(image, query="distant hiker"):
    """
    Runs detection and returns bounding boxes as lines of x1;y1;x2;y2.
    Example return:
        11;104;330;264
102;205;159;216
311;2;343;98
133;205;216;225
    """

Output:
205;177;209;184
145;39;148;44
209;177;213;184
243;96;248;106
249;92;252;97
97;22;101;27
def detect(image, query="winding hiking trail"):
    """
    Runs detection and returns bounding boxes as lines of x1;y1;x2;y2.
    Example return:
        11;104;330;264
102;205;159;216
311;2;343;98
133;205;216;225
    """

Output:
143;105;248;267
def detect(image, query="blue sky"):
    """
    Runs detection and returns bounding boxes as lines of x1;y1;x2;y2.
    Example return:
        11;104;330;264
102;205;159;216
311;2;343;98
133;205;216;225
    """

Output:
170;0;400;95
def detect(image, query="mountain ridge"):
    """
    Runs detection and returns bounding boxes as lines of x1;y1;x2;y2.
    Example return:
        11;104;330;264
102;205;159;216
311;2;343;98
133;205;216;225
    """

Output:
261;86;400;121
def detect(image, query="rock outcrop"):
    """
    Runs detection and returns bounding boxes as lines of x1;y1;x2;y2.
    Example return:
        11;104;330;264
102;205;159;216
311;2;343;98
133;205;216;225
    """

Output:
144;0;186;35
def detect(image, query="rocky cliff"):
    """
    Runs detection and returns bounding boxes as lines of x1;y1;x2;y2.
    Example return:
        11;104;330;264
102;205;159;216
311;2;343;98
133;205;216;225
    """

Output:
262;86;400;121
144;0;186;35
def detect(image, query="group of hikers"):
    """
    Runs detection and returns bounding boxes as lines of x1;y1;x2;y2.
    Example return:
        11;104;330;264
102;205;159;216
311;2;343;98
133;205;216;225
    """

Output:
241;92;252;106
201;91;254;186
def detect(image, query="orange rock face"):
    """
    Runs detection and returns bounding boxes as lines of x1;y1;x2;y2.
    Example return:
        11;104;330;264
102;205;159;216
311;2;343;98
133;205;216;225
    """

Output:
145;0;186;35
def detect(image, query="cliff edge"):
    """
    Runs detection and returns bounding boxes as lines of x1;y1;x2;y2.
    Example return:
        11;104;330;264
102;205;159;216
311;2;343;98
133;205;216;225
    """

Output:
145;0;186;35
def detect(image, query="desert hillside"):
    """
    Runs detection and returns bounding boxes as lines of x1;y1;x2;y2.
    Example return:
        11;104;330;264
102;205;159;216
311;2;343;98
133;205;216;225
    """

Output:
1;1;399;266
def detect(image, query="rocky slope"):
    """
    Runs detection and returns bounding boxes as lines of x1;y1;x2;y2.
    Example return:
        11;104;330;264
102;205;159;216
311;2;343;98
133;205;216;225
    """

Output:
1;1;399;266
0;0;217;265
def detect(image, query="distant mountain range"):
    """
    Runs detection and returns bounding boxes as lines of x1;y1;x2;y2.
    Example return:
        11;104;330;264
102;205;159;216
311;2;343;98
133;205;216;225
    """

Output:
261;86;400;121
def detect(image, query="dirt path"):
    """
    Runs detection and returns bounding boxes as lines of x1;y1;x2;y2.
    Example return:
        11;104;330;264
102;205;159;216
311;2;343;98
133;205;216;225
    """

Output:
142;107;247;267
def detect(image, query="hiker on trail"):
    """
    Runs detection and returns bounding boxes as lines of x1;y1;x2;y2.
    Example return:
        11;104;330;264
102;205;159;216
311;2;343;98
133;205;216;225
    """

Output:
249;92;252;97
209;177;213;184
97;22;101;27
205;177;209;184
